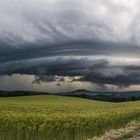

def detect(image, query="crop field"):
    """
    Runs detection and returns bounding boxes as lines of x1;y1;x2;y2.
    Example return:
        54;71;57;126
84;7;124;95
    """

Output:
0;95;139;140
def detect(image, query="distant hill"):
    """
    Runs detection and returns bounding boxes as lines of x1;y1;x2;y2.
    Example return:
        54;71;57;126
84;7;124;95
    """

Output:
57;89;140;102
0;90;140;102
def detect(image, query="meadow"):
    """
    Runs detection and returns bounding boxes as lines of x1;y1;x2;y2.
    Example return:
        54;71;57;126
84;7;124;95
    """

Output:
0;95;139;140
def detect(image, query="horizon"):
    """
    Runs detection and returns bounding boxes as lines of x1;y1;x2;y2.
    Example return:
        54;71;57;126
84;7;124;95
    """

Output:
1;88;140;94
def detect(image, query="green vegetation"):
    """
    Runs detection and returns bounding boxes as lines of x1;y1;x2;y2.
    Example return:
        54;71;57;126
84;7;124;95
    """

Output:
0;95;139;140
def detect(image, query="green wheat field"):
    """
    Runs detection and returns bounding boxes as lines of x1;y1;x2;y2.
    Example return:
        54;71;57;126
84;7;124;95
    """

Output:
0;95;139;140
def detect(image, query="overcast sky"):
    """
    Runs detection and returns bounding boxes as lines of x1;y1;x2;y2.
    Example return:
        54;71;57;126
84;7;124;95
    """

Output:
1;0;140;92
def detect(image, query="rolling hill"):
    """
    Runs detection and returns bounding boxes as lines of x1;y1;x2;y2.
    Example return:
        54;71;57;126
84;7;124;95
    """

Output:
0;89;140;102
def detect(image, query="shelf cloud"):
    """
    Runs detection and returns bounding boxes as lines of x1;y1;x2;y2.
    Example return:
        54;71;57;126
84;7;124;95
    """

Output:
0;0;140;91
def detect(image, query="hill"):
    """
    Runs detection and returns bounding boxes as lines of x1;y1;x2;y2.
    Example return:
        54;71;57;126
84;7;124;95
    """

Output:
58;89;140;102
0;90;140;102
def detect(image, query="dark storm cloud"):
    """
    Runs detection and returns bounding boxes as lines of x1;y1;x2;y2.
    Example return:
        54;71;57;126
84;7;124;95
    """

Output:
1;0;140;89
0;57;140;87
1;40;140;65
0;0;140;60
79;61;140;87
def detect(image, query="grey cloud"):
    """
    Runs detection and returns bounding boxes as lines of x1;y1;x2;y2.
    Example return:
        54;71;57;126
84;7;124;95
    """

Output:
32;75;58;84
1;0;140;90
1;57;140;87
1;40;140;66
0;0;140;48
0;0;140;58
79;62;140;87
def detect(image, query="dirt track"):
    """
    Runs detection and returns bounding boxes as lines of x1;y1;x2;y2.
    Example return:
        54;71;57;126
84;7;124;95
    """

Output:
90;122;140;140
127;129;140;140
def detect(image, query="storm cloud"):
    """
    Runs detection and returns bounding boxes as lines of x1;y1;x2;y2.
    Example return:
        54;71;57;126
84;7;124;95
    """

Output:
0;56;140;87
1;0;140;90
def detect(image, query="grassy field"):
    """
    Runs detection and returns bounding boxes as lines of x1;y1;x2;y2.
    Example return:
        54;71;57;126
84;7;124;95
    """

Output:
0;95;139;140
